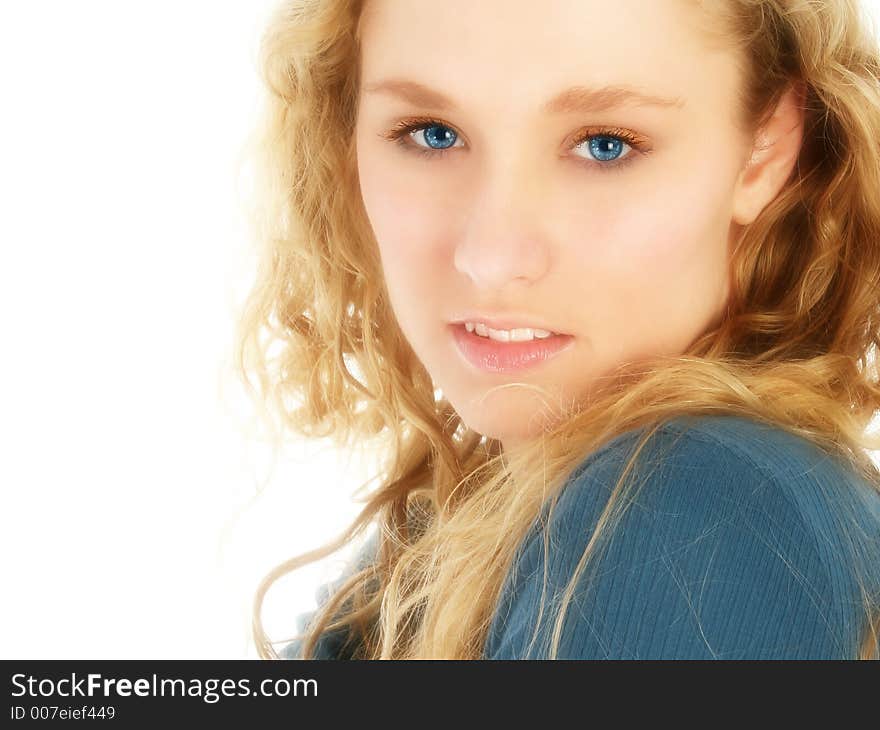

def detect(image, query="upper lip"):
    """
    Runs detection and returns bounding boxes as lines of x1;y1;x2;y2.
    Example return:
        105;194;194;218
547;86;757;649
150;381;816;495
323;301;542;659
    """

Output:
450;313;570;335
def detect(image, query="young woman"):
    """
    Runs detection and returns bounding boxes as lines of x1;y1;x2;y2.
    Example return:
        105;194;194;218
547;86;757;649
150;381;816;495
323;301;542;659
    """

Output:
237;0;880;659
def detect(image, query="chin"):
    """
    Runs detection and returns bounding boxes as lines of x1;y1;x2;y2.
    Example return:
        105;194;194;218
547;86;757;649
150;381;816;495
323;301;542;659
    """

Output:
453;393;563;445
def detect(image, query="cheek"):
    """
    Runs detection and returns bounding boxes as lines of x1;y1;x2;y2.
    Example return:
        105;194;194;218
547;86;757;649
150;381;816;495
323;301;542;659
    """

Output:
562;172;731;348
357;150;454;322
357;139;461;250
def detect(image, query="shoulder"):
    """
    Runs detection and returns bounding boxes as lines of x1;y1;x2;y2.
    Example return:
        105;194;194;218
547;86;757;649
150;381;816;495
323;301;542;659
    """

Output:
556;413;880;553
485;414;880;659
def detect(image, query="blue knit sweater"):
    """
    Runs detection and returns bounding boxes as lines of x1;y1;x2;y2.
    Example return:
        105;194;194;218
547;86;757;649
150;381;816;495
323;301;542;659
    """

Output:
279;414;880;659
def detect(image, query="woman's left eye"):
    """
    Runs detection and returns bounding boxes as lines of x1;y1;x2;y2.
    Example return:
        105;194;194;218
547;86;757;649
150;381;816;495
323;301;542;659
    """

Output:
379;117;650;174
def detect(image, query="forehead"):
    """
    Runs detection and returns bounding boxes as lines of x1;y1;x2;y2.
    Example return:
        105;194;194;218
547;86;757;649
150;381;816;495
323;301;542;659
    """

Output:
358;0;736;120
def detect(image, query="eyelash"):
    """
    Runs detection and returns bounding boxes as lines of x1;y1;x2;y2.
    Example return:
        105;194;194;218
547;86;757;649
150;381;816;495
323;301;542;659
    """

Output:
379;115;651;174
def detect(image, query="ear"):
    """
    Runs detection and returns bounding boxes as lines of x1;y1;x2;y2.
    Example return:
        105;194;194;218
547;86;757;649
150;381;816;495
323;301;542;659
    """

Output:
731;81;807;226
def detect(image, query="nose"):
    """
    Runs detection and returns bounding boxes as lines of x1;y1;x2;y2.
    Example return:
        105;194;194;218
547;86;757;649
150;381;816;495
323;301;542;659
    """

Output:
453;168;552;291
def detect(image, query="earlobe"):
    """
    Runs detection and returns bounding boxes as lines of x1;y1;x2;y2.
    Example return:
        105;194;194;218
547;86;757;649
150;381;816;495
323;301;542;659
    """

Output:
731;81;807;226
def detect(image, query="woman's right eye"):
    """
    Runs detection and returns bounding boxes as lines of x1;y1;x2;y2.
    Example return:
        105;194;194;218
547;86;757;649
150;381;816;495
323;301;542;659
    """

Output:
381;119;464;158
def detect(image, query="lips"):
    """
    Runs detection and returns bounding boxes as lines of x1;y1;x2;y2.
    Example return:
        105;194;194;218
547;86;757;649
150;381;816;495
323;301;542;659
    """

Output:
450;323;575;374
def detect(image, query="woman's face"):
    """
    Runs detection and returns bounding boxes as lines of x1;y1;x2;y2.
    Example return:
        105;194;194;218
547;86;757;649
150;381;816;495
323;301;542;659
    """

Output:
355;0;751;449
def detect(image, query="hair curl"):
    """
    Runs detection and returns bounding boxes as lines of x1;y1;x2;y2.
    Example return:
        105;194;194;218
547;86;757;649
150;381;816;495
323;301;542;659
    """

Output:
235;0;880;660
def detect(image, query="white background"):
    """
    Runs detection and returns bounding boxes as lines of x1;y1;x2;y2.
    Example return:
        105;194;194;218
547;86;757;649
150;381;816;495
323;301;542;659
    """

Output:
1;1;879;659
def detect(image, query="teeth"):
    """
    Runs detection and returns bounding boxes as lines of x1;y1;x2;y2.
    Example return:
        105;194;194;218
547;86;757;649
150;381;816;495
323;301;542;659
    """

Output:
464;321;556;342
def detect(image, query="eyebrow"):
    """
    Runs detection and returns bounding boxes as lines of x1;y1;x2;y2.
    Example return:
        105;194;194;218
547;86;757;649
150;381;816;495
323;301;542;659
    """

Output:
362;78;685;114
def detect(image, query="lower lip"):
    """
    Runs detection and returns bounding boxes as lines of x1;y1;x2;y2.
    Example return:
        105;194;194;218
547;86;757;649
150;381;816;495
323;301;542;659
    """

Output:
450;324;575;373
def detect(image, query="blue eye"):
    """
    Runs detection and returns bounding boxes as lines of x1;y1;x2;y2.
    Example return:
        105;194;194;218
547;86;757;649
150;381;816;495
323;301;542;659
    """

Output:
381;116;647;173
419;123;459;150
586;135;627;162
